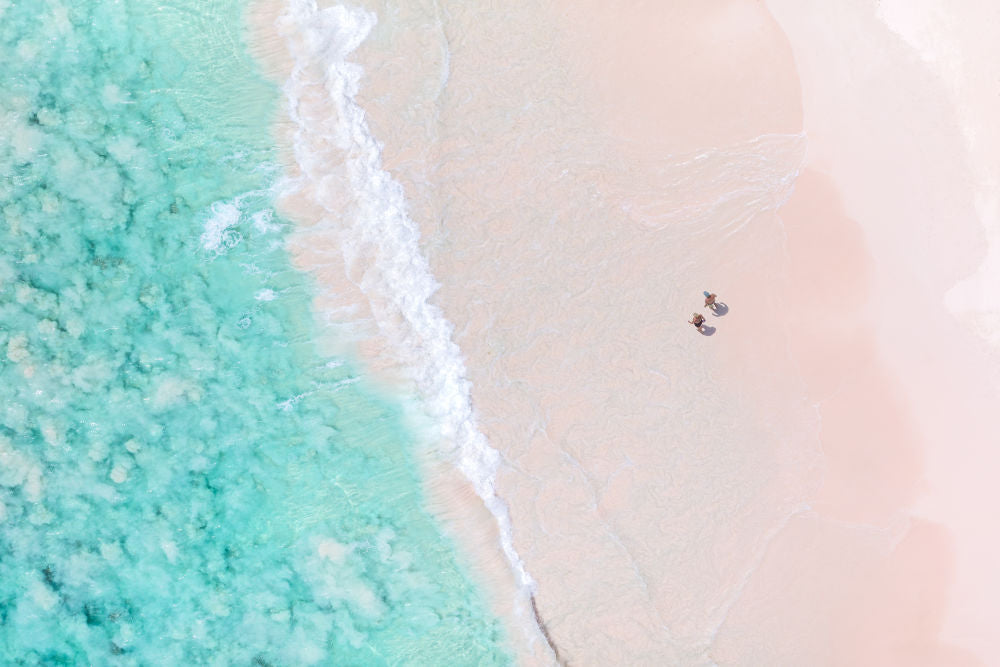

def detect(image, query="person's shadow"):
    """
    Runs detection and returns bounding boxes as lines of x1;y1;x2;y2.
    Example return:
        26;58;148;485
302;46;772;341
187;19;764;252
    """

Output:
710;302;729;316
699;324;716;336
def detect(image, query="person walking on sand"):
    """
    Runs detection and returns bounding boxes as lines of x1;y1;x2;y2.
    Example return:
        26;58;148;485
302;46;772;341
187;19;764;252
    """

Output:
689;313;706;330
704;291;718;311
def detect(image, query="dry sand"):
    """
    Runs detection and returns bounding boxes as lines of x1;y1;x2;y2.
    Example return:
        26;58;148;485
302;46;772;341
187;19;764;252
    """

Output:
252;0;1000;664
758;1;1000;661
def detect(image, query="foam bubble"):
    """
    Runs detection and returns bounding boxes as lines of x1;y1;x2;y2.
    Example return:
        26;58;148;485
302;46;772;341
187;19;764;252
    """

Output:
22;471;46;502
201;191;277;252
11;123;43;161
28;579;58;611
317;538;349;563
100;541;123;563
0;436;42;497
110;464;128;484
151;376;193;409
161;540;179;564
6;333;28;363
88;441;109;462
200;201;242;252
251;209;279;234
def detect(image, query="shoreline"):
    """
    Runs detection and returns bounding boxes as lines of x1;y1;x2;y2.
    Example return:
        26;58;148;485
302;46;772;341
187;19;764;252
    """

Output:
246;1;556;663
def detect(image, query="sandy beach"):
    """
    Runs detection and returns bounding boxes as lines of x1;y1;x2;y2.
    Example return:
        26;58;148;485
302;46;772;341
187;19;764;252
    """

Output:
252;0;1000;663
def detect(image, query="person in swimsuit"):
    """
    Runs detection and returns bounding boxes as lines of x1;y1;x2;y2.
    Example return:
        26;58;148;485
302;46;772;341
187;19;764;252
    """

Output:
704;291;718;310
689;313;706;329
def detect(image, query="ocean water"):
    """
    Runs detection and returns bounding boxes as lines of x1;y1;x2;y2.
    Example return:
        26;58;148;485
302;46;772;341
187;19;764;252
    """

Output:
0;0;510;663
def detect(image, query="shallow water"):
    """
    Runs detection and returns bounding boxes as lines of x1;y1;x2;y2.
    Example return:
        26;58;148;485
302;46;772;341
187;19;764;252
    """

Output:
0;0;508;663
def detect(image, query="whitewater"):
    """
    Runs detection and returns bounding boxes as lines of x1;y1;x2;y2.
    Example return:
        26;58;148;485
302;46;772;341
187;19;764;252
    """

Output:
272;0;554;656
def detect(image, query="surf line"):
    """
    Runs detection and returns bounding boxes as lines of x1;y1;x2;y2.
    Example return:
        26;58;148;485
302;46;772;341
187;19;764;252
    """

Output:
276;0;560;659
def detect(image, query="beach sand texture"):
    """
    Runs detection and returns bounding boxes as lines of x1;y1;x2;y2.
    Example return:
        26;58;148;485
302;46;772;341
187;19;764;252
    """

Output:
256;0;1000;664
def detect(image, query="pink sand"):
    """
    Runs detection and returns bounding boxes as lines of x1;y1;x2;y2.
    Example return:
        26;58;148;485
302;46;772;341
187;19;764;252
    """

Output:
254;0;1000;663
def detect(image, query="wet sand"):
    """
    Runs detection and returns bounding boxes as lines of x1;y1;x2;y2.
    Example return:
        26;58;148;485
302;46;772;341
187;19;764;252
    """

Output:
252;0;1000;663
351;1;821;662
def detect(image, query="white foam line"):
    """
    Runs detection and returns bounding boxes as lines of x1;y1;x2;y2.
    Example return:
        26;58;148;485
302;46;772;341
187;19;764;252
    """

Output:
276;0;547;649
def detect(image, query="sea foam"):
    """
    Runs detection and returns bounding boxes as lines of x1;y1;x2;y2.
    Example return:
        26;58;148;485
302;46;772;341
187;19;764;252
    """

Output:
277;0;543;640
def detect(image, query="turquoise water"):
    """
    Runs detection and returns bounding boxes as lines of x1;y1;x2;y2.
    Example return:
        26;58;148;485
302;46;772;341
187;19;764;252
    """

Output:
0;0;509;663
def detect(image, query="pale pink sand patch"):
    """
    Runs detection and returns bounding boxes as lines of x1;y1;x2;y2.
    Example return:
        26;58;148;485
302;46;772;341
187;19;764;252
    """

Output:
765;0;1000;659
710;518;981;666
709;165;977;664
556;0;802;156
780;170;924;525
